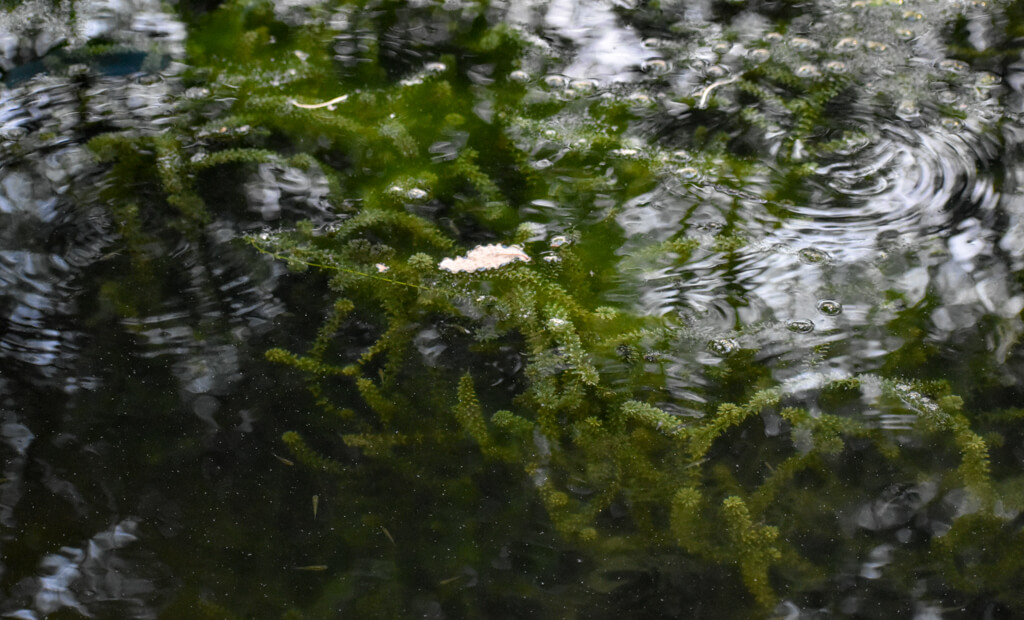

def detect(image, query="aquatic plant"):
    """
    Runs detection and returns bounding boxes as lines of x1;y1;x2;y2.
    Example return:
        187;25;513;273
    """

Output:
46;0;1024;615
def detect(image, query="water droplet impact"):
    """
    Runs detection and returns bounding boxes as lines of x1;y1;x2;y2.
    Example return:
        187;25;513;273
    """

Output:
786;319;815;334
798;247;830;264
708;338;738;356
816;300;843;316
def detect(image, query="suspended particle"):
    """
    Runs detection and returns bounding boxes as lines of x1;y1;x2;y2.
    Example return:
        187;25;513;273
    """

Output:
798;247;830;264
786;319;815;334
816;299;843;316
707;338;738;356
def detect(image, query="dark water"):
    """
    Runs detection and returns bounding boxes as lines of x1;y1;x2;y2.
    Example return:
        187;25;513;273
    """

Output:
1;0;1024;618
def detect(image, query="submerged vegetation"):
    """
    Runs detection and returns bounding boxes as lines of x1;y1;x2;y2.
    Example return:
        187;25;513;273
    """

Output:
5;0;1024;616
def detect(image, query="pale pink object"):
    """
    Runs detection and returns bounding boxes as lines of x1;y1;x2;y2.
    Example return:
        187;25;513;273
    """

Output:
439;244;531;273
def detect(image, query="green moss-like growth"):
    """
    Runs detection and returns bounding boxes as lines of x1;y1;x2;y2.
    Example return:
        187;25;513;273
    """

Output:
75;0;1024;615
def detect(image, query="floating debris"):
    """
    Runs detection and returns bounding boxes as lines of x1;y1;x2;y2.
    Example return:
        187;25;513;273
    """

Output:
289;94;348;109
439;244;530;273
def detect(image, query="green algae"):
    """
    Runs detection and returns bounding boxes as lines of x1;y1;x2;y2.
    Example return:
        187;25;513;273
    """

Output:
66;0;1024;616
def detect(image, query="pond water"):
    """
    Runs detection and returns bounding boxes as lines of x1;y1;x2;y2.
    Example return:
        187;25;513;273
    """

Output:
2;0;1024;618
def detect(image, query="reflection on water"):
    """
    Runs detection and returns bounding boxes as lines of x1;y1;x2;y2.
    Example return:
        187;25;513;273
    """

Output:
0;0;1023;616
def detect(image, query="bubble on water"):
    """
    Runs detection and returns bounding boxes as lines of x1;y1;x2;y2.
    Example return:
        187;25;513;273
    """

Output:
786;319;815;334
641;58;671;75
798;247;830;264
676;167;701;181
976;72;1001;87
835;37;860;51
895;28;916;41
747;48;771;63
796;64;821;78
764;32;784;43
543;74;568;89
569;78;598;92
850;1;868;11
938;59;969;74
713;42;733;55
895;99;919;119
789;37;819;52
424;61;447;73
628;92;654;106
866;41;888;53
902;10;923;21
825;61;848;74
671;149;692;162
550;235;570;248
707;338;738;356
936;89;959;104
816;300;843;316
407;187;428;201
509;70;530;83
940;117;964;131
